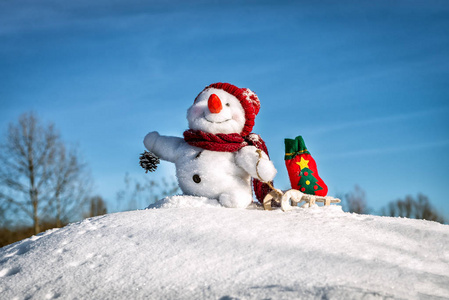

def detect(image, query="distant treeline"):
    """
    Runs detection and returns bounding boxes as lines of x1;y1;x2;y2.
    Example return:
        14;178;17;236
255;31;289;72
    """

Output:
342;185;445;224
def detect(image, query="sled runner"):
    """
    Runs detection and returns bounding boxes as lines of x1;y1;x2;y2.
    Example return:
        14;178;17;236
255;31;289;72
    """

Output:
262;188;341;211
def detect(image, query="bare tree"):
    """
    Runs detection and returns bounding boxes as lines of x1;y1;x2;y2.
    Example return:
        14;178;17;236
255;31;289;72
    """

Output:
381;194;445;223
0;113;57;234
85;196;107;218
48;142;91;227
116;173;180;211
343;185;369;214
0;112;90;234
0;193;9;228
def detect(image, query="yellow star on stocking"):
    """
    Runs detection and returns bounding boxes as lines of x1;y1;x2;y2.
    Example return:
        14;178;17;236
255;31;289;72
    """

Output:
296;157;310;170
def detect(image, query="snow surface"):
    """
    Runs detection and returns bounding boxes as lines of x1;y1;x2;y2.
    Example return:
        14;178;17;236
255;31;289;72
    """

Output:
1;196;448;299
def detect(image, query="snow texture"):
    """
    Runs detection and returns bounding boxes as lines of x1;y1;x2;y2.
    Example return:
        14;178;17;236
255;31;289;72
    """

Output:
1;196;448;299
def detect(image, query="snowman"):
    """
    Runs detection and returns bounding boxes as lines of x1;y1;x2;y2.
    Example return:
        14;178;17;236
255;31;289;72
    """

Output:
143;82;277;208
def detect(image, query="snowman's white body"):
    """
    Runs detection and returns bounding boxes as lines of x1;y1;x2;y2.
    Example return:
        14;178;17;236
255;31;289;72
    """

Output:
144;86;276;208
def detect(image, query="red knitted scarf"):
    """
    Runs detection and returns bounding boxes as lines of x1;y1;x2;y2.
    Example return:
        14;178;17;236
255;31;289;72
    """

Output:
183;129;273;203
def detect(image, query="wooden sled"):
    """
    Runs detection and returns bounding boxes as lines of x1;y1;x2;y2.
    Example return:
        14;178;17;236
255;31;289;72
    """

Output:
255;149;341;212
263;188;341;212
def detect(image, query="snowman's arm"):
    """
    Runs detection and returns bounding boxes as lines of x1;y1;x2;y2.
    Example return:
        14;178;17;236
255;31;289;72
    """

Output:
143;131;183;163
235;146;277;182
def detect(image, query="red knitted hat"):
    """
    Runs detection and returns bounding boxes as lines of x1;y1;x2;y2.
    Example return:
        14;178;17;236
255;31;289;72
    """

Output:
195;82;261;136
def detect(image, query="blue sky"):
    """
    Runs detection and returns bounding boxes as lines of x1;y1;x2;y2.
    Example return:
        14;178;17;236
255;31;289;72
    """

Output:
1;0;448;216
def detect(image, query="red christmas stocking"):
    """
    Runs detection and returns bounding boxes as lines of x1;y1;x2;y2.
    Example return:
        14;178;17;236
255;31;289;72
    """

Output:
285;136;328;196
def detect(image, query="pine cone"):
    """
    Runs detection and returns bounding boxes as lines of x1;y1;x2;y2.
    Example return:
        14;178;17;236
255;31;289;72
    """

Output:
139;151;160;173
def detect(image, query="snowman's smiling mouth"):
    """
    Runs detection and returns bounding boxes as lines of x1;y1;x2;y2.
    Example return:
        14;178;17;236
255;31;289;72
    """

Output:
204;114;231;124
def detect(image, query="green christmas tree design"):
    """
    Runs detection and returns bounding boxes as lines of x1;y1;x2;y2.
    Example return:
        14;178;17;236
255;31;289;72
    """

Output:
298;167;323;194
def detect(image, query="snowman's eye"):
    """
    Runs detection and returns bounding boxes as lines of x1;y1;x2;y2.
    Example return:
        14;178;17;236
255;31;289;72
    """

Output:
226;103;230;107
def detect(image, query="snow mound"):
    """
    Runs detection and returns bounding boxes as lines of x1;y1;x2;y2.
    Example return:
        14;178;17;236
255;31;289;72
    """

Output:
148;195;221;209
1;200;448;299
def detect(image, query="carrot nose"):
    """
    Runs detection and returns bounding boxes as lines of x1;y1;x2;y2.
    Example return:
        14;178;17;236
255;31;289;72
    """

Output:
208;94;222;114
